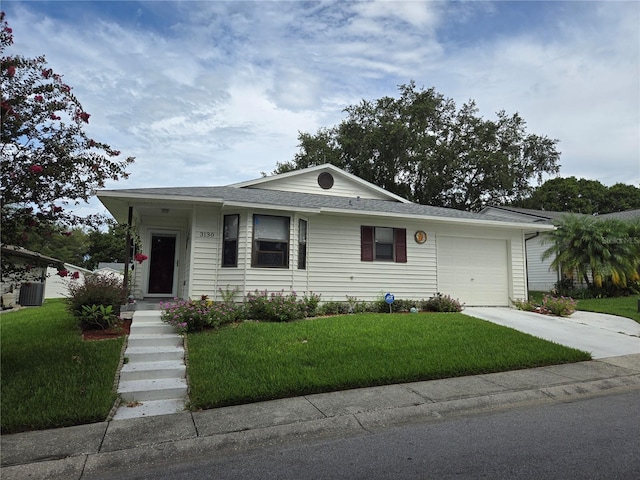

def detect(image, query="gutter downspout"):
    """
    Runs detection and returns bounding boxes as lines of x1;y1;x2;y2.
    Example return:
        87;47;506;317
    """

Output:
524;232;540;296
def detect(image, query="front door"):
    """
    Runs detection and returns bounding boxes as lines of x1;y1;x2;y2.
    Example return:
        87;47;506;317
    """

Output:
147;233;177;295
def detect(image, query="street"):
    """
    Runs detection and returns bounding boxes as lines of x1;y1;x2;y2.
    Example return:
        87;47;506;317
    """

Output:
87;389;640;479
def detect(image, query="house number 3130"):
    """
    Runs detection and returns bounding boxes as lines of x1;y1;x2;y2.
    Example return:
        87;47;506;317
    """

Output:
198;231;215;238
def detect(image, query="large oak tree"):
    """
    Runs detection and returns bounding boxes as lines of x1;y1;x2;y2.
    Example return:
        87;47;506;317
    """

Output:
275;82;560;211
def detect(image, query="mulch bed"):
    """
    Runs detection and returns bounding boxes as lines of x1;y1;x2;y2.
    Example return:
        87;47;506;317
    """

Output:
82;319;131;341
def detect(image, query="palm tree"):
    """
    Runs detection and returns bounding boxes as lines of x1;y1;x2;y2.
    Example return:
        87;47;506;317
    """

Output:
543;214;640;289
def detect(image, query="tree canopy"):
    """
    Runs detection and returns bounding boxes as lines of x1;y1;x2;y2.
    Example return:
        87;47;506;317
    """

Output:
512;177;640;214
275;82;560;211
0;13;133;250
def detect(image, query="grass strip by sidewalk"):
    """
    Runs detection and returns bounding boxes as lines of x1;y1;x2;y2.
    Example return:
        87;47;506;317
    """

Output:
529;292;639;323
1;299;124;434
576;296;640;323
187;313;590;410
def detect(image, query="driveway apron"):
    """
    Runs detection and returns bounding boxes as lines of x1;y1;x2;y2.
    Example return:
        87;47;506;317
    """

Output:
464;307;640;359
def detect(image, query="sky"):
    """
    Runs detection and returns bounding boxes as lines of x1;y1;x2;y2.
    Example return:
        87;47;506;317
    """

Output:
3;0;639;217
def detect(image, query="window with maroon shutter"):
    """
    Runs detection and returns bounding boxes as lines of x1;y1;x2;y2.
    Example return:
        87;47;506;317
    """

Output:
394;228;407;263
361;226;406;263
361;226;374;261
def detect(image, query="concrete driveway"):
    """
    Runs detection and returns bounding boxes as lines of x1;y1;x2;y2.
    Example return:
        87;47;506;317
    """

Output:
464;307;640;359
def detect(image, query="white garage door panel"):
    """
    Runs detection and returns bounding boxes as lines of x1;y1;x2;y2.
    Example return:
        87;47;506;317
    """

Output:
437;237;509;306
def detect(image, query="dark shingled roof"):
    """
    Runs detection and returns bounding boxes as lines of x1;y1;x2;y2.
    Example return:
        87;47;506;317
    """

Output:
483;206;640;223
101;185;525;224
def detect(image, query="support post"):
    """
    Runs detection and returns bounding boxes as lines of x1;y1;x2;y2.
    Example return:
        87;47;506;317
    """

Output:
123;206;133;295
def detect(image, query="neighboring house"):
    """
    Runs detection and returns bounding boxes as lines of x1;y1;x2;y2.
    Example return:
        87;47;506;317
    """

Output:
479;206;640;292
44;263;93;299
97;262;126;274
479;206;565;292
97;164;553;307
1;245;63;308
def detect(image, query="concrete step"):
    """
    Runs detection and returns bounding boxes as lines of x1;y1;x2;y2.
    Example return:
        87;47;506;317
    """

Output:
125;346;184;363
126;334;183;349
130;323;177;335
119;360;186;382
118;378;188;402
131;315;164;324
113;398;187;420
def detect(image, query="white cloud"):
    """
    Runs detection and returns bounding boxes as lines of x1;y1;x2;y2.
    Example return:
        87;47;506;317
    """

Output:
3;0;638;221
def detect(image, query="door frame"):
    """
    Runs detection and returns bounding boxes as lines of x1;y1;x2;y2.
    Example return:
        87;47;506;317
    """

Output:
144;229;181;298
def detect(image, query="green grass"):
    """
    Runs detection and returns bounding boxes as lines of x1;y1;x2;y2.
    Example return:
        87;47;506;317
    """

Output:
576;296;640;323
530;291;640;323
1;299;124;434
187;313;590;410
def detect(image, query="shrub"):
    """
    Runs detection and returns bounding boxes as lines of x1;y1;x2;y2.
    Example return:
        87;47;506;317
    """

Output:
208;301;244;328
301;291;321;317
67;273;127;320
392;298;418;312
421;292;463;312
78;304;120;330
243;290;320;322
319;301;351;316
161;298;211;333
245;290;306;322
542;295;577;317
345;295;369;314
511;298;537;312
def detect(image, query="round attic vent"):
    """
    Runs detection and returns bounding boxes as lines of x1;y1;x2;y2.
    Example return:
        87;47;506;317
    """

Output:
317;172;334;190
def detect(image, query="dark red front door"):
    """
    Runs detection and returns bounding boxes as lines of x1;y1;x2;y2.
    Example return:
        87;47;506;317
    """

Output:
148;234;176;294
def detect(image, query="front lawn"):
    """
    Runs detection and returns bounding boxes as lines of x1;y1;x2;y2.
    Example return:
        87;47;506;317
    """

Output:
576;296;640;323
187;313;590;410
1;299;124;434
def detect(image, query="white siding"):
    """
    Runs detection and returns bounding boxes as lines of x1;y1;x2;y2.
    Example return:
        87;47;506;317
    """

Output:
190;206;219;299
157;206;530;308
251;170;393;200
305;214;436;302
526;233;559;292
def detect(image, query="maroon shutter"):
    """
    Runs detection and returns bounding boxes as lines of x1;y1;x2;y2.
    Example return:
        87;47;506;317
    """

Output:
361;226;374;261
395;228;407;263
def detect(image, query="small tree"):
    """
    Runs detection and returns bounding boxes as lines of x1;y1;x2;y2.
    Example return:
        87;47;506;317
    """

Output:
543;215;640;291
1;13;133;277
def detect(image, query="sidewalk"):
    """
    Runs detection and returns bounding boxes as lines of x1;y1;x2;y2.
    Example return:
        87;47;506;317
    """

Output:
2;354;639;480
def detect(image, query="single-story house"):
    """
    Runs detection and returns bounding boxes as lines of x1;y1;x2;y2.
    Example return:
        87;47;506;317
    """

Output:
479;206;640;292
97;164;554;306
44;263;93;299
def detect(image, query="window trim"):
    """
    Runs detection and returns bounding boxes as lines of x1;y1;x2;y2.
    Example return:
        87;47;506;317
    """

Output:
222;214;239;267
361;226;407;263
252;214;290;268
298;218;307;270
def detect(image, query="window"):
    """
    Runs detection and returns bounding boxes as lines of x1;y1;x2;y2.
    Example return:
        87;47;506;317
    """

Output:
298;219;307;269
222;214;239;267
252;215;290;268
361;226;407;263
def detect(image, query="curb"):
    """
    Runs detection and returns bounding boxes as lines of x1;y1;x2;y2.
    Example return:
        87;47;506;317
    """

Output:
2;371;639;480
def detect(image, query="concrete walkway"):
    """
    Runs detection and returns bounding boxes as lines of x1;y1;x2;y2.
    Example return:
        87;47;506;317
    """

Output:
2;354;639;480
464;307;640;359
113;311;187;420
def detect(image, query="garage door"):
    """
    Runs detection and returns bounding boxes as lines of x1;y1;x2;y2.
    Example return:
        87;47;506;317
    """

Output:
437;236;509;306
